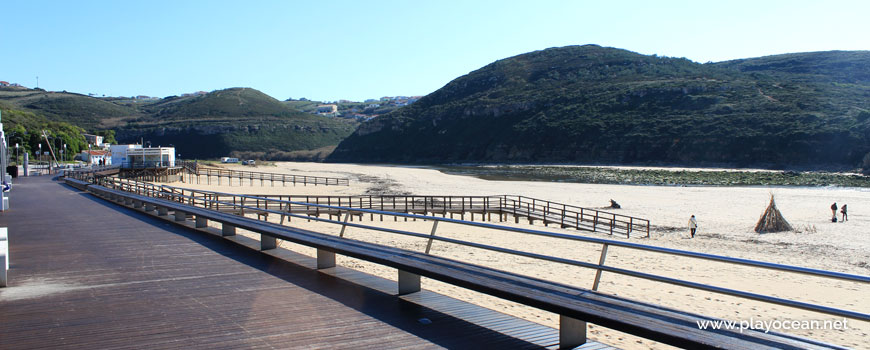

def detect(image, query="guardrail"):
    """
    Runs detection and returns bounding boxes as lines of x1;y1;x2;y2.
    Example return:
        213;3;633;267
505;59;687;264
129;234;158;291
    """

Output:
66;175;869;348
79;175;870;321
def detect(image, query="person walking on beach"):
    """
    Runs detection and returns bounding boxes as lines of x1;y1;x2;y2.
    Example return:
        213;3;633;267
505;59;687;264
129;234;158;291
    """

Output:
831;202;838;222
841;204;848;222
688;215;698;238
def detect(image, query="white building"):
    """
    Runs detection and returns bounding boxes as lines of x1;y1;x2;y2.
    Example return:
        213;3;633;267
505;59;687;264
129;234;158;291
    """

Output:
80;150;111;165
110;144;142;166
124;147;175;168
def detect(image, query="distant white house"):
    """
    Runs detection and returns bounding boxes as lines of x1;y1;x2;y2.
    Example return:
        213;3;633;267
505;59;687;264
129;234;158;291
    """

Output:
110;144;143;166
124;147;175;168
80;150;111;165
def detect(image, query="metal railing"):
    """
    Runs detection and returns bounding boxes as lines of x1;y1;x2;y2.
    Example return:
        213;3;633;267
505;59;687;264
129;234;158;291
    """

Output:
82;175;870;323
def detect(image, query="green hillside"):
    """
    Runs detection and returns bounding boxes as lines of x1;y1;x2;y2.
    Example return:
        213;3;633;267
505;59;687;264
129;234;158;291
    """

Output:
329;45;870;169
0;87;359;159
0;88;141;129
0;101;89;162
115;88;359;158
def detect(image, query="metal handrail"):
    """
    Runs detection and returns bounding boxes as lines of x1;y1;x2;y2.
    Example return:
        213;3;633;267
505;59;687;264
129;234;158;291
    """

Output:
91;177;870;322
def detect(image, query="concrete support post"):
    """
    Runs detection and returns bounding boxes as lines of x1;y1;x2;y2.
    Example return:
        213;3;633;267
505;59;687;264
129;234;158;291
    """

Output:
134;200;143;209
144;203;156;213
157;206;168;216
559;315;586;349
195;217;207;228
222;224;236;237
261;234;277;250
175;210;186;222
125;197;133;206
398;270;421;295
1;227;7;287
317;249;335;269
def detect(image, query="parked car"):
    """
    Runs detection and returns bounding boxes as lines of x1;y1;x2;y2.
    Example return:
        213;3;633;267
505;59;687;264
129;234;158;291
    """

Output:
242;160;256;165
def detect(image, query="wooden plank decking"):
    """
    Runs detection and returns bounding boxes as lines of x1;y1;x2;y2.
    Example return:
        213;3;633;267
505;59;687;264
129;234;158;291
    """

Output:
0;176;616;349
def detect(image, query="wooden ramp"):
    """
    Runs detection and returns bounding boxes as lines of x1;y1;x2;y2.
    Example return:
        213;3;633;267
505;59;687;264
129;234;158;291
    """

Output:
0;176;616;350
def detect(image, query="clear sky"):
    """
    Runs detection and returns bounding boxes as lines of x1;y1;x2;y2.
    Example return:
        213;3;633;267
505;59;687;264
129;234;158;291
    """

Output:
2;0;868;102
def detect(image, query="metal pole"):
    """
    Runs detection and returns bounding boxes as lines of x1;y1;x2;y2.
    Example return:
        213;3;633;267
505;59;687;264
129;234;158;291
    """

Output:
424;221;439;254
592;244;609;291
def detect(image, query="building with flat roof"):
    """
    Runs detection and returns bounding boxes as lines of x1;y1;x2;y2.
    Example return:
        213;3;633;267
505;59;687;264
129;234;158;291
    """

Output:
110;144;142;166
124;147;175;168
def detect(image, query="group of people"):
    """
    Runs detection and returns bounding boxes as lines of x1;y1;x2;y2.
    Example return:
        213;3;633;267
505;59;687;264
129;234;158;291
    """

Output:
831;203;848;222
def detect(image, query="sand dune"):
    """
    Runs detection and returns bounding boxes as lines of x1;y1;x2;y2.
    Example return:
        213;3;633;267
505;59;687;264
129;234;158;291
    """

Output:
170;162;869;349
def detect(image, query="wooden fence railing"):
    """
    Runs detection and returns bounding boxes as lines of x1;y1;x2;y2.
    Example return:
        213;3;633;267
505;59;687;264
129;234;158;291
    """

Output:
81;176;649;237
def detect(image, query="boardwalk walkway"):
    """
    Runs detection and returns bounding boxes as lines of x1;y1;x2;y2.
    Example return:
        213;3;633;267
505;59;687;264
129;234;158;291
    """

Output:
0;176;613;349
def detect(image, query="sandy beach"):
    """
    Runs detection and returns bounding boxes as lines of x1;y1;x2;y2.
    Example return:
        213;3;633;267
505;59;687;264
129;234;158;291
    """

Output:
168;162;869;349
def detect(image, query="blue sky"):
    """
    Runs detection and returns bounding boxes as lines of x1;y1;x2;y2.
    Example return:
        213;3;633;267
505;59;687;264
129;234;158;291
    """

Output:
2;0;868;102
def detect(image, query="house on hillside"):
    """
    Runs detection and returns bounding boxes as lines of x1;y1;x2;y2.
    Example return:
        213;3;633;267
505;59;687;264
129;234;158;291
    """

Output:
316;104;339;117
0;81;9;87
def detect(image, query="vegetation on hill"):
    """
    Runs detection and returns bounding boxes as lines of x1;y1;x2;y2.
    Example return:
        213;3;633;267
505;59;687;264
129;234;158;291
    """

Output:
0;87;359;159
283;98;405;118
113;88;359;158
329;45;870;170
0;101;88;163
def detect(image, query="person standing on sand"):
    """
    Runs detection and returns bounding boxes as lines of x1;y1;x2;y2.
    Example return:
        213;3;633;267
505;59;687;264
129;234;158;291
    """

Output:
831;202;838;221
688;215;698;238
841;204;848;222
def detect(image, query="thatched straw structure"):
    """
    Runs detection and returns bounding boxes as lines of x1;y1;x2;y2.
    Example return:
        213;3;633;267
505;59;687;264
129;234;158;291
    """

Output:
754;195;793;233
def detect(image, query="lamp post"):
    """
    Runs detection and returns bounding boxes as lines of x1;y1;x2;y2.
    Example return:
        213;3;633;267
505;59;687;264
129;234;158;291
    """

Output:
15;143;18;165
38;144;41;164
63;144;67;163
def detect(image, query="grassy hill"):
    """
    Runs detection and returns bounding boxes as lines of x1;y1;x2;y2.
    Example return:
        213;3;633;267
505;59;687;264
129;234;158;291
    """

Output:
329;45;870;169
114;88;359;158
0;87;359;159
0;87;141;129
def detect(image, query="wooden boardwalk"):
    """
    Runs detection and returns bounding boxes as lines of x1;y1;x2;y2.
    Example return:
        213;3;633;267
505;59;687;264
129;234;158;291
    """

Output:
0;176;615;350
